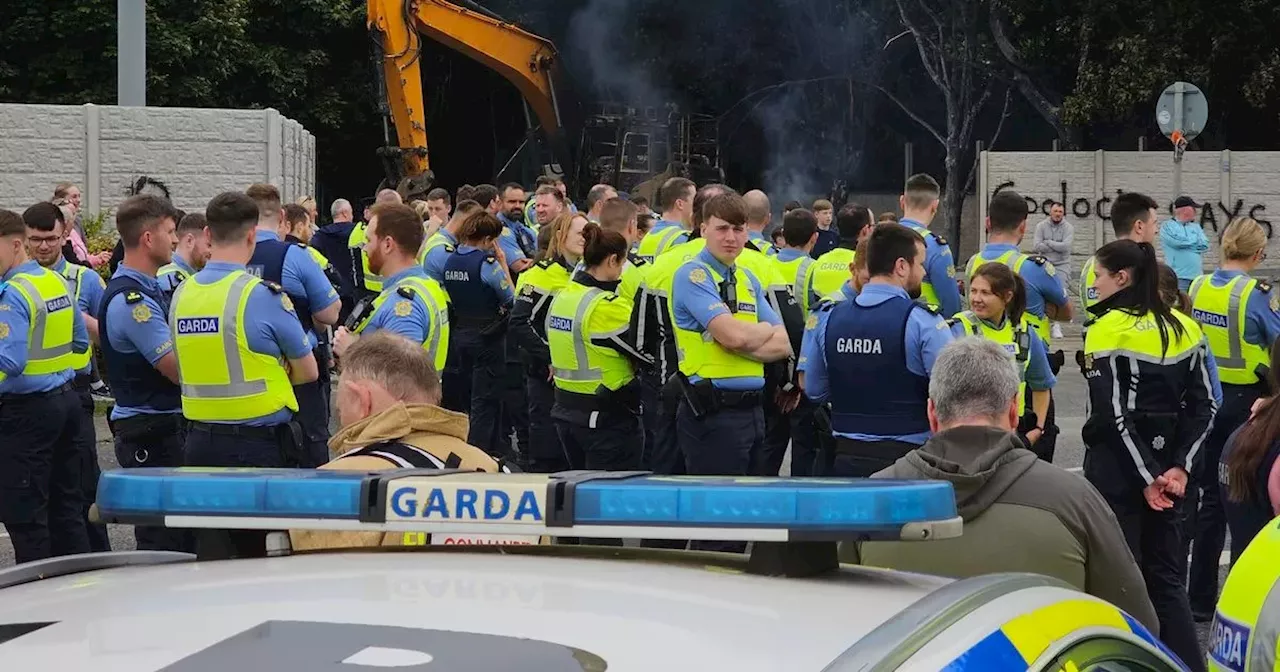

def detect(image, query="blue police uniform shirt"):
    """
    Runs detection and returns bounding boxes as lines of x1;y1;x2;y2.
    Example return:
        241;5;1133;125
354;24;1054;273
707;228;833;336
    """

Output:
105;264;180;420
53;257;105;375
191;261;314;426
158;252;195;296
253;229;340;349
900;218;962;317
672;248;782;391
801;282;953;444
361;266;433;343
948;318;1056;391
499;213;538;262
422;229;458;283
0;260;89;394
975;242;1069;324
456;244;515;305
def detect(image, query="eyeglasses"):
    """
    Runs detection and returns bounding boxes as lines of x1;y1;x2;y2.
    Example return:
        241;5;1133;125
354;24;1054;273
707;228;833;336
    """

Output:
28;236;62;248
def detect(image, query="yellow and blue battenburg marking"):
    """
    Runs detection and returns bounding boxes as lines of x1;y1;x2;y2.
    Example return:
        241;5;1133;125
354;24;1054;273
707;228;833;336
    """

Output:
942;599;1185;671
94;470;962;541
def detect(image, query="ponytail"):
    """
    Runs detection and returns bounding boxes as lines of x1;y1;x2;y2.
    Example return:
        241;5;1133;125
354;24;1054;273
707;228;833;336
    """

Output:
581;222;628;268
1095;240;1186;356
972;262;1027;327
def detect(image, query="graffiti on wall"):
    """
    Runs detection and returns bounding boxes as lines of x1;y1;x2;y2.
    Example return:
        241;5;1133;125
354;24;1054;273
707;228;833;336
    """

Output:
991;180;1272;237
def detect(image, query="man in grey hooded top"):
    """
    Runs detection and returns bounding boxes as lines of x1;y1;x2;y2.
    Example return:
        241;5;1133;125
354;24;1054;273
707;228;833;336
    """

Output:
843;337;1159;634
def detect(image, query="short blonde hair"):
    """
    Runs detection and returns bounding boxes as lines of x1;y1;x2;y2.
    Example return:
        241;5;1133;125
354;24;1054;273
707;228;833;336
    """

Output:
341;332;440;404
812;199;833;212
1221;217;1267;261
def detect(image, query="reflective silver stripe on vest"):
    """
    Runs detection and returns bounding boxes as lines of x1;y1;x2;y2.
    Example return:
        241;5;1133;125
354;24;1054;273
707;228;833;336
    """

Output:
1189;275;1251;370
413;282;447;360
58;264;81;297
169;273;268;398
8;276;73;361
958;311;982;336
552;288;605;381
793;258;813;308
1250;577;1280;671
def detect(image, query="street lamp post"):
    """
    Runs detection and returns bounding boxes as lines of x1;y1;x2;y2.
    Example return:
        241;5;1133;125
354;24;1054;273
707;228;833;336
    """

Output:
118;0;146;106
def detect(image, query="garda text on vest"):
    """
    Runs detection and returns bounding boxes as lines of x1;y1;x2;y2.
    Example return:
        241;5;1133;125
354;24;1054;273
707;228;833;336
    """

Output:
444;270;471;282
837;337;882;354
1207;612;1251;672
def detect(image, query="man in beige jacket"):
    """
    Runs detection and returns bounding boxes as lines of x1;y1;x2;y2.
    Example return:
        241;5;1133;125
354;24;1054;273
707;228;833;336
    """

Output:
290;331;511;551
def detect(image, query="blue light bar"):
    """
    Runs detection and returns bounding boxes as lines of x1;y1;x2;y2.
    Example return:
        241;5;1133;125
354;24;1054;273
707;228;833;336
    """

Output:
571;477;956;530
98;469;365;519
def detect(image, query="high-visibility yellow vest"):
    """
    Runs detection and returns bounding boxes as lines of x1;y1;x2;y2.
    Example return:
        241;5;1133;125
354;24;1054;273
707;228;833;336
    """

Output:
348;223;383;293
1080;256;1099;310
1189;274;1270;386
635;224;688;263
952;310;1032;409
810;247;855;304
1208;517;1280;671
906;224;945;311
673;261;765;381
547;280;636;394
157;262;188;285
54;262;94;370
169;271;298;422
1084;305;1204;363
301;243;329;270
417;230;455;267
773;252;816;315
4;266;79;376
357;275;451;372
966;248;1052;345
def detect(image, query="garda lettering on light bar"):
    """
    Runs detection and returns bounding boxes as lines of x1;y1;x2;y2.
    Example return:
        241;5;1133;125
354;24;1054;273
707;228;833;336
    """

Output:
386;476;547;524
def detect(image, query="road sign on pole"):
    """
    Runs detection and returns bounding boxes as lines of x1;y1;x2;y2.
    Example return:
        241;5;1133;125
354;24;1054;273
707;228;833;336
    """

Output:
1156;82;1208;205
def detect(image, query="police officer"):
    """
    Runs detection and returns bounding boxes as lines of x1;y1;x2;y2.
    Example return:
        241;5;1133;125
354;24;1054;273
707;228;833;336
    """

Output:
966;189;1072;461
158;212;212;301
348;189;403;302
498;183;538;256
441;210;516;457
809;203;873;306
97;195;191;552
635;177;695;262
801;224;954;476
742;190;778;256
0;209;90;564
282;202;341;410
245;183;340;467
1185;215;1280;619
898;174;962;317
1080;192;1162;312
1208;515;1280;672
510;211;582;472
171;191;319;468
333;203;449;375
952;262;1056;449
422;201;481;414
547;223;651;471
1082;238;1214;671
21;202;109;552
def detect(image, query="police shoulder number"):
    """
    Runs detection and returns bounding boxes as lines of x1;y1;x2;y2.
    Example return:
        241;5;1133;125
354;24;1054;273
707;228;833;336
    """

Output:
396;286;417;300
124;290;144;305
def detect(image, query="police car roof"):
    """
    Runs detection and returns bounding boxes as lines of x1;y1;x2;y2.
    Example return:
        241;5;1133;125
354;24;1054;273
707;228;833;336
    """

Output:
0;547;950;670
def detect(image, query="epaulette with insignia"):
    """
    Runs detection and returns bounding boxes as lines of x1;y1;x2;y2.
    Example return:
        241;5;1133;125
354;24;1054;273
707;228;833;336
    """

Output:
920;302;942;315
124;291;144;304
815;299;836;313
484;254;497;264
396;286;417;300
603;294;619;302
627;252;648;267
931;232;948;246
536;259;554;269
262;280;284;294
1259;280;1273;293
1027;255;1048;266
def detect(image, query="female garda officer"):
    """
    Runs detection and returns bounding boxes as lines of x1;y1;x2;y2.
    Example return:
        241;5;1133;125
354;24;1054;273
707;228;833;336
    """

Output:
1219;341;1280;561
510;211;587;473
1082;239;1215;671
440;210;515;457
546;223;652;471
1186;216;1280;618
952;262;1056;457
1209;512;1280;672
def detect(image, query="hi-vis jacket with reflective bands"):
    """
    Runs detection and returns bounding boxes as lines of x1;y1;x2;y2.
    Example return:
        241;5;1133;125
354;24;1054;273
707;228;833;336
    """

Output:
0;266;81;380
356;275;451;373
55;261;95;371
1189;273;1271;386
966;249;1054;344
546;274;650;396
951;310;1032;409
169;271;298;422
347;222;383;294
510;257;574;368
809;247;855;306
673;260;765;382
1081;294;1216;493
1209;516;1280;672
1080;256;1100;310
772;250;817;316
634;222;689;263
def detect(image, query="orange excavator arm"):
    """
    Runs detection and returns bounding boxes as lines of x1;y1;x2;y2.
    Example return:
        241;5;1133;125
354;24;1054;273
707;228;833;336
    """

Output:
367;0;563;190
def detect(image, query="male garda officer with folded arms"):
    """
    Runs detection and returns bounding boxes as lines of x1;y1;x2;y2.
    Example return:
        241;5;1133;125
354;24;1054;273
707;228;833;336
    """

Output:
333;203;450;375
670;192;792;485
802;224;954;476
0;209;91;564
22;201;110;552
170;191;319;468
98;194;192;552
245;183;340;467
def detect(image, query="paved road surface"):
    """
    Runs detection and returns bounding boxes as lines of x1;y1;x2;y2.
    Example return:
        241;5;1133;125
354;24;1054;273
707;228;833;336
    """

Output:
0;328;1228;653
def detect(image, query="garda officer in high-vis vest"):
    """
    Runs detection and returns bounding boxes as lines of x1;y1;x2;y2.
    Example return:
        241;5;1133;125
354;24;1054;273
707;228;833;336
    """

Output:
1186;215;1280;619
743;190;778;257
22;202;110;552
634;177;695;263
245;184;341;467
1208;516;1280;672
0;209;91;564
157;212;211;302
334;203;450;375
170;191;320;469
348;190;404;301
808;203;873;307
548;223;652;471
669;192;791;492
440;210;516;458
897;174;962;317
97;195;192;553
771;208;827;476
801;224;954;477
1080;192;1162;313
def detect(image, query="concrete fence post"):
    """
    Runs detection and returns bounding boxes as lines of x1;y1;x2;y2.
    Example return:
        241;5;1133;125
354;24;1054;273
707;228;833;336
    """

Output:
265;108;282;186
1094;150;1106;250
84;104;101;217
